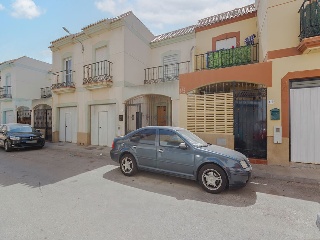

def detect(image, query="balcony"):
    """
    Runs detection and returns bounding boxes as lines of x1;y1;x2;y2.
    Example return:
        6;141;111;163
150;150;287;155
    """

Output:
41;87;52;98
195;44;258;71
144;61;190;84
298;0;320;53
83;60;113;90
0;86;12;101
51;70;76;94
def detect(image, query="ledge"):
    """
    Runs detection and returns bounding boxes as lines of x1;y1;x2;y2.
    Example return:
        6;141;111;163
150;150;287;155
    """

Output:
297;36;320;54
83;80;113;90
51;87;76;94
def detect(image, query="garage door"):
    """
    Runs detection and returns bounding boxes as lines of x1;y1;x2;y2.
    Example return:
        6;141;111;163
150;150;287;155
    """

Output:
91;104;116;147
290;80;320;164
59;107;77;143
4;110;14;123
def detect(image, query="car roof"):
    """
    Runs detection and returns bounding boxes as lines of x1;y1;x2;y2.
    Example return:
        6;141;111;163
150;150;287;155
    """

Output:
139;126;185;131
3;123;31;126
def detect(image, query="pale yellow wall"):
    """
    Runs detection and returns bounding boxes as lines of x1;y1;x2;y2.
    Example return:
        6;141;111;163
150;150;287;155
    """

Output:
266;0;301;51
256;0;269;61
267;52;320;136
195;17;257;55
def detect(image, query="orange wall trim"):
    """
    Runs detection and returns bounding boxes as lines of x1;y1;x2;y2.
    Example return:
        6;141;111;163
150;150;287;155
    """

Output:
268;47;301;60
281;70;320;138
179;62;272;94
297;36;320;53
196;12;257;33
212;32;240;51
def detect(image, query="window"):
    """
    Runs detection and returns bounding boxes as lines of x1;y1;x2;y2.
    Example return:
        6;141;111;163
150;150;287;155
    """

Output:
64;58;72;84
130;129;156;145
159;129;184;147
163;54;178;80
216;37;236;51
94;46;107;77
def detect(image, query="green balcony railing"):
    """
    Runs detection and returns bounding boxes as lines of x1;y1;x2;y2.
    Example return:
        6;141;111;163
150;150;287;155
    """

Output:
299;0;320;40
195;44;258;71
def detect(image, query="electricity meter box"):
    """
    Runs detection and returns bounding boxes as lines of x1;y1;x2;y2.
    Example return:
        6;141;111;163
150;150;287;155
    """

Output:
274;126;282;144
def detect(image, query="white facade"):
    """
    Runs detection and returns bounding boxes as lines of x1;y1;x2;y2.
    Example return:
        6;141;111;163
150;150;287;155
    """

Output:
50;11;195;147
0;56;51;124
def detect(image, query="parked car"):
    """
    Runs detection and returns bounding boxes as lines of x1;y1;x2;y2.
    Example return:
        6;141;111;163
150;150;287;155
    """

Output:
110;126;252;194
0;123;45;152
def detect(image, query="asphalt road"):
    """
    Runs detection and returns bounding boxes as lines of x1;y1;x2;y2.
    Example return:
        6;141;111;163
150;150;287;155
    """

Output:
0;144;319;240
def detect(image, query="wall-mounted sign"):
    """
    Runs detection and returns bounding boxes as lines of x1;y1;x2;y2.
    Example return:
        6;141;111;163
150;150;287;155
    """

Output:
119;115;123;121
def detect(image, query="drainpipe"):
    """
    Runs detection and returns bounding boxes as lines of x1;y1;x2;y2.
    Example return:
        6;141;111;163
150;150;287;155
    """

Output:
190;46;195;72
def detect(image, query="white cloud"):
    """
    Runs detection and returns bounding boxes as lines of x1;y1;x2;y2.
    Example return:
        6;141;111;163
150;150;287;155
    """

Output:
95;0;255;34
11;0;44;19
0;4;5;10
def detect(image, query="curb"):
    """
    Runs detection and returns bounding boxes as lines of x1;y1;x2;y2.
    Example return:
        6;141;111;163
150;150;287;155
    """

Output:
251;171;320;186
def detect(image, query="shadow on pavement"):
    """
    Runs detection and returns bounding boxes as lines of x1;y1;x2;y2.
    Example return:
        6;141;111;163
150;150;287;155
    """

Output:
0;145;116;188
103;168;257;207
103;167;320;207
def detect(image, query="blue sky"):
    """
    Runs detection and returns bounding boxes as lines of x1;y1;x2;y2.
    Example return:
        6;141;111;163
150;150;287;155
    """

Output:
0;0;254;64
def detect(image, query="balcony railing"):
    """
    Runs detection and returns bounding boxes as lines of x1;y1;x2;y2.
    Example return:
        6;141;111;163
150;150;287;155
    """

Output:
51;70;75;94
299;0;320;40
0;86;12;99
83;60;113;90
195;44;258;71
41;87;52;98
144;61;190;84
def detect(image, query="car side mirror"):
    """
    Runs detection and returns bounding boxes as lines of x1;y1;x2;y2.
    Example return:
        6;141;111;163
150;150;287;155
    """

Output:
179;142;188;150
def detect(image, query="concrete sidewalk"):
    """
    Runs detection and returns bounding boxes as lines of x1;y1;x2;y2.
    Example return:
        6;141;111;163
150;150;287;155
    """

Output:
45;142;320;186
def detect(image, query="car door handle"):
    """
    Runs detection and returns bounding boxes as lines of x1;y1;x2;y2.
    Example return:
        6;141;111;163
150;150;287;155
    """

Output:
158;149;163;153
132;146;136;149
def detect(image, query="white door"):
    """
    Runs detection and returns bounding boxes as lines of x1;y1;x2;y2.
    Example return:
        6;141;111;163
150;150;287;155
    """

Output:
290;85;320;164
4;111;14;123
65;112;72;143
98;111;108;146
91;105;115;147
59;107;77;143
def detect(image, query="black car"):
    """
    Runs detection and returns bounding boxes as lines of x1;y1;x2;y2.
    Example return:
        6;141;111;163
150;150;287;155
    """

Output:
0;123;45;152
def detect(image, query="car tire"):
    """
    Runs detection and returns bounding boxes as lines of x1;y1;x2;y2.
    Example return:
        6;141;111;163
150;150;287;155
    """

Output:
198;164;227;194
119;153;138;176
4;140;11;152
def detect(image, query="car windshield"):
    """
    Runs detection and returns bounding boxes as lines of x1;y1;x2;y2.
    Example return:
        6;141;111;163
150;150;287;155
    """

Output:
177;129;208;147
8;125;34;133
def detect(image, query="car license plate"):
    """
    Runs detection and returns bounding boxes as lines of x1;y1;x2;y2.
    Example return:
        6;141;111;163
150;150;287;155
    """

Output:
26;140;37;144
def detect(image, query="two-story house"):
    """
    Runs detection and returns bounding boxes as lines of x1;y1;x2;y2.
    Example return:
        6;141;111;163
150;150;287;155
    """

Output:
179;0;320;165
49;12;194;147
0;57;52;135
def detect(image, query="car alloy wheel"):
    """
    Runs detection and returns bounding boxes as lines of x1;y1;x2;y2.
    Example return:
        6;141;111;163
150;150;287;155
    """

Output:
120;154;138;176
199;164;227;194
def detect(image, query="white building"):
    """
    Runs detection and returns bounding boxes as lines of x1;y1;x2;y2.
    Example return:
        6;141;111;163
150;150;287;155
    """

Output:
49;12;195;147
0;56;51;129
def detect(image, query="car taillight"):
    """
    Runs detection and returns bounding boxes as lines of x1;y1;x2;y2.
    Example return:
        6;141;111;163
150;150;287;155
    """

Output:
111;141;115;149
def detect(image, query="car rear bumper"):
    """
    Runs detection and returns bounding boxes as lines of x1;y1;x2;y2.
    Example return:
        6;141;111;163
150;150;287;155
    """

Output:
110;149;120;162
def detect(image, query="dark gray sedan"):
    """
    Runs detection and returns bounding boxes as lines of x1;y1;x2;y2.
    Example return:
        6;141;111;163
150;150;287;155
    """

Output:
110;126;252;194
0;123;45;152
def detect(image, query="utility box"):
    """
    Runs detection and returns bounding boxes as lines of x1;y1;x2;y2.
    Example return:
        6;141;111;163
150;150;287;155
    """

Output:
274;126;282;144
270;108;280;120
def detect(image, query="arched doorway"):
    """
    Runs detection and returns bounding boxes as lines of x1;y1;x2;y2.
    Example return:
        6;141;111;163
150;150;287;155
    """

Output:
189;81;267;159
125;94;172;134
34;104;52;141
17;106;31;125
